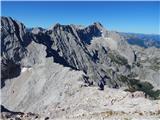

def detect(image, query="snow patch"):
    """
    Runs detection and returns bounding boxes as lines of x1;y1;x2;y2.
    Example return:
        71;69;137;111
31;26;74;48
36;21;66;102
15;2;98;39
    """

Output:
21;67;31;73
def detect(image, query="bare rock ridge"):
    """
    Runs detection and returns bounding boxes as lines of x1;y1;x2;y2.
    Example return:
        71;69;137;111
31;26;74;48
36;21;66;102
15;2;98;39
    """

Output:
1;17;46;87
1;16;160;97
1;16;29;86
1;16;160;119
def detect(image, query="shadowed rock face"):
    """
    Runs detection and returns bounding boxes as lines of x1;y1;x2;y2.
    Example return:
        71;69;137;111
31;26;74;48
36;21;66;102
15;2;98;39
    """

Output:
1;59;21;88
1;17;47;87
1;17;29;86
1;16;160;120
1;16;160;98
77;22;104;44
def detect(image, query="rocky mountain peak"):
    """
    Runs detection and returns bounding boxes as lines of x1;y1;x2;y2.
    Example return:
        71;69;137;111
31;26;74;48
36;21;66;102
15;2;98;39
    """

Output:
1;16;26;36
74;22;106;44
87;22;105;33
53;23;61;28
93;22;104;30
1;16;160;120
1;16;160;99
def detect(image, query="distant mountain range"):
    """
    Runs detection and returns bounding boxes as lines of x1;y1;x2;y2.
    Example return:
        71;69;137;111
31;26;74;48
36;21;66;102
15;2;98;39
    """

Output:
121;32;160;48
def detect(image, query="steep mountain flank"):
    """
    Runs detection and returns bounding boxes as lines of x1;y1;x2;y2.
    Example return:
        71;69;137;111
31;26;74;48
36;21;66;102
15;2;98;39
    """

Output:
1;16;160;96
1;16;160;119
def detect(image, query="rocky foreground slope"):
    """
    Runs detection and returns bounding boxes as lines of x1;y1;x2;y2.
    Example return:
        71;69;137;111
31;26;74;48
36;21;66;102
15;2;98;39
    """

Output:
1;17;160;120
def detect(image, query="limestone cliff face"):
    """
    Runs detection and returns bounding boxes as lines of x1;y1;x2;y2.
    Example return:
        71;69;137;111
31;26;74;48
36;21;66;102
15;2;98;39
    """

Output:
31;22;136;86
1;17;47;87
1;17;29;83
1;17;160;99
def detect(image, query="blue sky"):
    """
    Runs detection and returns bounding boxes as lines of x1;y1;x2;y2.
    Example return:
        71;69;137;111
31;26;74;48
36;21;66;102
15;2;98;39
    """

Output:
1;1;159;34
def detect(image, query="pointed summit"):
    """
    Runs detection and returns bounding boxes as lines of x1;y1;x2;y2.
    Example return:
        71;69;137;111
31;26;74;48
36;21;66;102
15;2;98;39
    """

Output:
93;22;107;34
93;22;103;29
48;23;61;30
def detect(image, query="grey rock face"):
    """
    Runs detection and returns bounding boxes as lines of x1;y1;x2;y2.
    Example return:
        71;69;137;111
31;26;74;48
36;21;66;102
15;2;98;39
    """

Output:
1;17;47;87
1;17;160;99
130;46;160;89
1;16;160;120
1;17;29;85
77;22;104;44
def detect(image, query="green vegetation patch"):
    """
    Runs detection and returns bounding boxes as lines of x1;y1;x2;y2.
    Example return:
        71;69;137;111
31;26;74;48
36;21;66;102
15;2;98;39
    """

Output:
118;75;160;100
108;52;128;65
149;65;160;71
